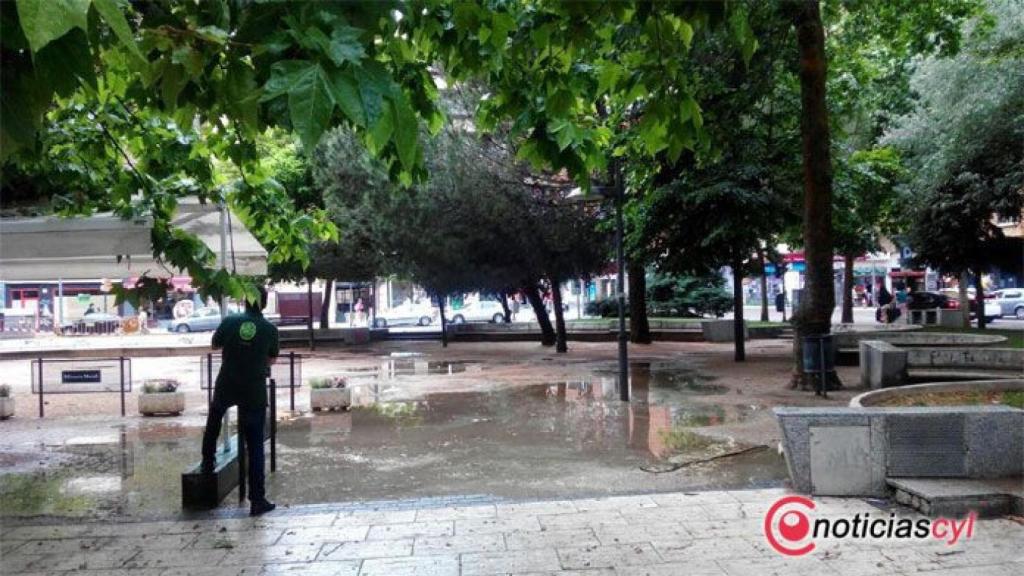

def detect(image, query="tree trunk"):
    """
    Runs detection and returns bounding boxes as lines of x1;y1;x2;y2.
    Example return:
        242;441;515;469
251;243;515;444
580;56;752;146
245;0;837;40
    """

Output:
551;280;568;353
790;0;838;389
320;278;334;329
958;272;970;328
974;271;986;330
438;296;449;347
524;283;556;346
732;258;746;362
841;254;855;324
628;260;651;344
500;291;512;323
758;248;770;323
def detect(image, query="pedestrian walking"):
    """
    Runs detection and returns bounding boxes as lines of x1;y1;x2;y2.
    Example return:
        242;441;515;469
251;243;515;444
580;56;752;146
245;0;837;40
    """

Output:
200;285;279;516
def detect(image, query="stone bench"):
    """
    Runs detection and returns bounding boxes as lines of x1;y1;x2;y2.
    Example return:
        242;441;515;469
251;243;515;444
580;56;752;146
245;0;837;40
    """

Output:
775;406;1024;497
905;348;1024;371
701;319;747;342
181;436;240;510
859;340;908;389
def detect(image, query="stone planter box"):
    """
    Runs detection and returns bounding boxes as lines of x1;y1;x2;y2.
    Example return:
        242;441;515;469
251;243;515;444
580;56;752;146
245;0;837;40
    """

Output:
311;388;351;412
0;397;13;420
138;391;185;416
701;319;747;342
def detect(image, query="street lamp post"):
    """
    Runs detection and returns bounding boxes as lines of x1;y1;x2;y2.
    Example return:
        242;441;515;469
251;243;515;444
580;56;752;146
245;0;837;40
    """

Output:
612;162;629;402
566;174;630;402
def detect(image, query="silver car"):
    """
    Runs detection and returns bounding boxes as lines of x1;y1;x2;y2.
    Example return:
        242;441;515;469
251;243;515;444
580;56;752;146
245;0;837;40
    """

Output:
993;289;1024;320
169;307;223;333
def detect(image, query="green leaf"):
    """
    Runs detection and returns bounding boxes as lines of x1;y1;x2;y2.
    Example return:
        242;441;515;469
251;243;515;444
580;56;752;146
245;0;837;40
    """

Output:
287;63;334;151
195;25;229;45
16;0;90;53
366;100;394;154
261;60;310;102
677;19;694;50
161;63;188;111
222;61;260;134
490;13;515;49
356;61;392;128
390;90;418;170
327;25;366;65
92;0;145;63
326;67;365;127
34;27;95;96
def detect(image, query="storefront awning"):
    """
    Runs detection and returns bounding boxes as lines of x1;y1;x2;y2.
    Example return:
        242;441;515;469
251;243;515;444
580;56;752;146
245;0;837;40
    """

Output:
0;200;267;281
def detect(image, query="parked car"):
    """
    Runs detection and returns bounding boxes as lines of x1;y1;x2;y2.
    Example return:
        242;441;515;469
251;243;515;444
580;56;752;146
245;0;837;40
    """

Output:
449;300;506;324
913;291;1000;322
992;289;1024;319
372;302;437;328
60;312;121;335
168;307;223;333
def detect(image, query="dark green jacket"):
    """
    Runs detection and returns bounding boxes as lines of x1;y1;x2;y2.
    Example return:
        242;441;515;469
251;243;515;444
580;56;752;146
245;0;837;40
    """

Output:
212;311;279;408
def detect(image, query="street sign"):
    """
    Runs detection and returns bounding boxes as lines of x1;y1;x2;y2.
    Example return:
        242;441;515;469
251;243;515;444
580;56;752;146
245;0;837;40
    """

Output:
792;262;806;272
764;264;777;275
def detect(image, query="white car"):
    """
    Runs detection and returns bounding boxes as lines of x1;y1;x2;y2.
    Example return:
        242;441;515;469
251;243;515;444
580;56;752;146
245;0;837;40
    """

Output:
373;302;438;328
449;300;506;324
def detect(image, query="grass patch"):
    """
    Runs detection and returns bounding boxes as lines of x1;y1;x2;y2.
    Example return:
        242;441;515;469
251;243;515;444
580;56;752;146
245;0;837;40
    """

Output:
920;326;1023;349
877;389;1024;408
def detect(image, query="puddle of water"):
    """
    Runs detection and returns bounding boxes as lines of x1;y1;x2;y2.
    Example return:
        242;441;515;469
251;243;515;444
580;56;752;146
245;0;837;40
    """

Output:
0;362;782;520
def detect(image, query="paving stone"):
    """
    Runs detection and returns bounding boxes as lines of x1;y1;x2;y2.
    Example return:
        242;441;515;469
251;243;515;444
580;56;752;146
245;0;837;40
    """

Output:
318;538;415;561
415;505;497;522
259;560;361;575
359;553;460;576
1;548;140;572
615;564;727;576
14;536;117;554
461;548;562;575
593;523;691;547
336;509;419;525
571;495;658;512
537;511;628;531
367;521;454;540
277;525;370;545
2;524;93;540
716;555;838;576
188;528;288;549
122;548;230;569
515;570;615;576
457;515;543;536
557;543;662;570
619;505;711;524
220;542;324;565
413;532;505;555
160;567;261;576
506;528;599;551
655;536;767;562
495;500;578;517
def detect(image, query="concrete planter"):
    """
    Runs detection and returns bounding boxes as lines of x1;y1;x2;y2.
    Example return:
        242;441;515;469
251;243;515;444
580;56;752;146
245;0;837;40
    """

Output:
138;391;185;416
0;397;13;420
311;388;351;412
701;319;747;342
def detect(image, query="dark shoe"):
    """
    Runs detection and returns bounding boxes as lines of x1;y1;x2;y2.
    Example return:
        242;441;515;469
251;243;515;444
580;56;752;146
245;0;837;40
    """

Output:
250;500;276;516
200;460;215;475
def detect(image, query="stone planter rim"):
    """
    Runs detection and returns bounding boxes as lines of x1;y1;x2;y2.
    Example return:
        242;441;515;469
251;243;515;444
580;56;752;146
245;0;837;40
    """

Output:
849;378;1024;408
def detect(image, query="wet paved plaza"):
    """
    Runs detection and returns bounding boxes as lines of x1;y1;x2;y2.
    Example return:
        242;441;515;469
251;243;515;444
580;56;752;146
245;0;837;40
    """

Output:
2;488;1021;575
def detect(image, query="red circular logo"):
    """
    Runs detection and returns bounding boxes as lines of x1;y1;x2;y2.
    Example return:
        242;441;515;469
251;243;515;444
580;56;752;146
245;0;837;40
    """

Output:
763;496;816;556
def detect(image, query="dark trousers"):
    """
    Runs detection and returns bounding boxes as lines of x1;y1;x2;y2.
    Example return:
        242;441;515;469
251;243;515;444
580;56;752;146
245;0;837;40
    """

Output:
201;401;267;503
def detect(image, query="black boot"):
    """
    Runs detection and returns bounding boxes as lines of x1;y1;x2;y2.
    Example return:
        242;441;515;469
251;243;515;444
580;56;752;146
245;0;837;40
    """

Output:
250;499;276;516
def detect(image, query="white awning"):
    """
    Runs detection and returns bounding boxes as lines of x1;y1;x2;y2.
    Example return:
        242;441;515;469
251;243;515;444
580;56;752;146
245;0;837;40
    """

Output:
0;201;267;281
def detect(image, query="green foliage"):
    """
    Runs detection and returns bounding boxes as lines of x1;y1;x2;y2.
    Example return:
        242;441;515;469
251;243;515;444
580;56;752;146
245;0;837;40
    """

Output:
885;0;1024;274
832;147;906;256
647;272;733;318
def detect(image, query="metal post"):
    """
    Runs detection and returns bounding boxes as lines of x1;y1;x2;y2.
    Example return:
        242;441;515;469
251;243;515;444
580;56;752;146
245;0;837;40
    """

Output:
37;358;44;418
289;351;295;412
119;356;126;417
206;353;212;407
614;161;629;402
57;279;64;331
219;203;228;318
269;378;277;473
819;340;828;399
237;408;246;503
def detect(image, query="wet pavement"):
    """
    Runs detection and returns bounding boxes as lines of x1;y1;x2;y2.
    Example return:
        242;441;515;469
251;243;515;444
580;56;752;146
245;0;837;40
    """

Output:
0;359;787;521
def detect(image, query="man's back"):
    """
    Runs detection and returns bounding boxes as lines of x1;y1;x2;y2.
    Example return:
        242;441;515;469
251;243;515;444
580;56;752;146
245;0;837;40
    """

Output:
212;311;279;408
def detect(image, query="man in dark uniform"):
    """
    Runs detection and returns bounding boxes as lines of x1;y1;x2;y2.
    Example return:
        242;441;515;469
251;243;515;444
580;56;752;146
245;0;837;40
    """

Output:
200;285;278;516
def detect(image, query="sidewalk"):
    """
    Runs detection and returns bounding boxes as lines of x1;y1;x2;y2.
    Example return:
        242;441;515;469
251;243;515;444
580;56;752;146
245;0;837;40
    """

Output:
2;488;1020;575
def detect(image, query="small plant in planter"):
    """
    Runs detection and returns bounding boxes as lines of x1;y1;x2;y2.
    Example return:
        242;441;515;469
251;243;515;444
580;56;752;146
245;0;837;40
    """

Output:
139;378;185;416
310;377;351;412
0;384;13;420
